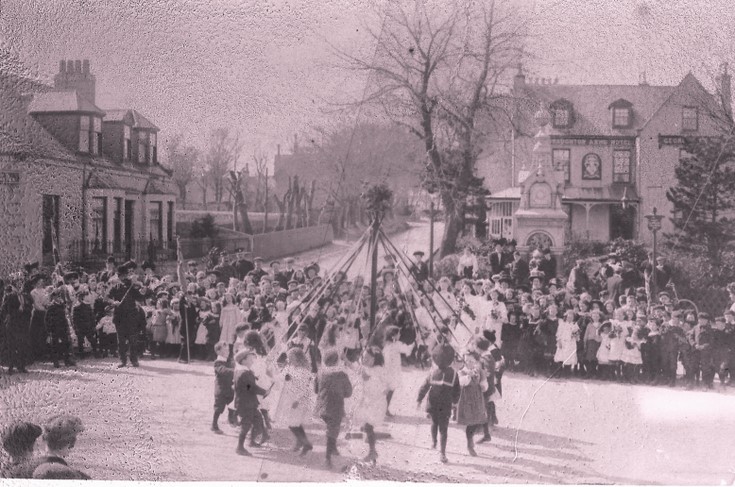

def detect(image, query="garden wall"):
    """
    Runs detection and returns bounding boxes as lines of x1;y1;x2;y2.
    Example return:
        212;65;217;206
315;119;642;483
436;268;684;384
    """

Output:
251;224;334;260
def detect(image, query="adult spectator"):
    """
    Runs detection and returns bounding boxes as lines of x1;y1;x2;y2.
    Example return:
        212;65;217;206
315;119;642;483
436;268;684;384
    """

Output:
509;251;530;288
1;273;32;374
488;239;507;276
566;259;590;295
234;249;255;280
107;261;146;368
537;248;557;280
410;251;429;283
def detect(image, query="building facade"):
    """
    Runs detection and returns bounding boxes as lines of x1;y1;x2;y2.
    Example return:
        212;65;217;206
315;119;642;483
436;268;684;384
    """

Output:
483;66;730;246
0;59;177;275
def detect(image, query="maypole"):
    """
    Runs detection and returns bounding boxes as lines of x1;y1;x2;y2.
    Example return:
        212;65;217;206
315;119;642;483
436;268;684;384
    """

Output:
361;183;393;336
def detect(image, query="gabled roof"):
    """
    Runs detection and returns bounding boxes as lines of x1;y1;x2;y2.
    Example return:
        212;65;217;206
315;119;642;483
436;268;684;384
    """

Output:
516;82;678;137
104;108;158;130
28;90;105;115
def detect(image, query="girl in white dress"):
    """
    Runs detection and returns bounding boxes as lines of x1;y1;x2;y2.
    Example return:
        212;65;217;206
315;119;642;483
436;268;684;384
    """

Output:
382;326;413;417
219;293;240;357
608;308;628;381
354;348;388;464
275;348;314;455
555;309;580;375
483;288;507;349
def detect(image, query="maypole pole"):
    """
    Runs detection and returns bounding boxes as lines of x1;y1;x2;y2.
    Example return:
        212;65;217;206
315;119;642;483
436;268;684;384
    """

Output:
362;183;393;336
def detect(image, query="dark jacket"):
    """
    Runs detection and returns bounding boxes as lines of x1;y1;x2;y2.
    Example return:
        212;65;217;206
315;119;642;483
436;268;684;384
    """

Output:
537;256;557;280
214;359;235;405
235;368;267;414
510;258;530;288
417;366;460;418
315;369;353;419
108;279;146;335
489;252;506;276
72;302;96;334
45;303;69;336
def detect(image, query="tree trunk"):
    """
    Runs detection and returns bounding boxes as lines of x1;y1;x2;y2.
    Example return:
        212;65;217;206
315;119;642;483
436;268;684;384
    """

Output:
440;197;463;257
232;203;239;232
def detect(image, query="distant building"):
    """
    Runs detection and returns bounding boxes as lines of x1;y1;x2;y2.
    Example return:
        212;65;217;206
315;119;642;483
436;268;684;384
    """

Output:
481;66;731;245
0;59;177;275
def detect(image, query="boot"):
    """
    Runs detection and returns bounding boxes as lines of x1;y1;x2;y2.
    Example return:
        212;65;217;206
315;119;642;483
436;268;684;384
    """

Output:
298;428;313;456
325;437;335;469
477;423;492;443
212;412;223;434
289;427;303;452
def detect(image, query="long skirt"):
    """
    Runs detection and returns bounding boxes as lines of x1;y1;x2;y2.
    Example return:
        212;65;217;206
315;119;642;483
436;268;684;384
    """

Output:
457;382;487;426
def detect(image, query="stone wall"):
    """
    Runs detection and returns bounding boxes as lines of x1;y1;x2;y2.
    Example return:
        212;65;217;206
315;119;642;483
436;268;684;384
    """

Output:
0;156;84;276
252;224;334;260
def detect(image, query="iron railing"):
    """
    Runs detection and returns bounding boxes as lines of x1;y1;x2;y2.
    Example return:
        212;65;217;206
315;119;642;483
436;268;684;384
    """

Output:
68;239;177;269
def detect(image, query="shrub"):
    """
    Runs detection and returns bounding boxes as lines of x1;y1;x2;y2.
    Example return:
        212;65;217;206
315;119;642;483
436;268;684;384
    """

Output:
433;254;460;280
189;214;219;239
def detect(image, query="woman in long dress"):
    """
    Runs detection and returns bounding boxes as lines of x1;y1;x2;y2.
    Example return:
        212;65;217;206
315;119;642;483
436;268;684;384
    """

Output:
382;326;413;417
483;288;507;349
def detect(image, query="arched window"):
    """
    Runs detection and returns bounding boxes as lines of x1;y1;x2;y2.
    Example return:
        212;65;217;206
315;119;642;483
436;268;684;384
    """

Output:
609;99;633;129
582;153;602;180
549;99;574;129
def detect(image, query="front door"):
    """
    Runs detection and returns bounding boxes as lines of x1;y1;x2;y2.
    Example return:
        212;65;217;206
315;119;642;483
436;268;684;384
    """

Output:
124;200;134;259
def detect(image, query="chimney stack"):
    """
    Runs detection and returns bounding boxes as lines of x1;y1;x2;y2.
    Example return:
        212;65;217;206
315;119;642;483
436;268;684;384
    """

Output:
54;58;97;105
717;62;732;119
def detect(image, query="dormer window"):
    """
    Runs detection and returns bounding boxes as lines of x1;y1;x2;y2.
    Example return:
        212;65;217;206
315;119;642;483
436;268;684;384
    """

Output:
123;125;131;160
138;131;147;164
609;99;633;129
150;132;157;164
549;99;574;129
79;115;102;155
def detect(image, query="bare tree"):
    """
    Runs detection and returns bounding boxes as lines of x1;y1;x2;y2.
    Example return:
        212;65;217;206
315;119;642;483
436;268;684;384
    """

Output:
167;134;200;210
252;148;269;211
338;0;526;255
226;169;254;234
204;128;243;211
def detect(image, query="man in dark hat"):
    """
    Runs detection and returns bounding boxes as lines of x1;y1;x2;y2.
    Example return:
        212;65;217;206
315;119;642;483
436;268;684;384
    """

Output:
410;250;429;283
271;260;288;290
214;252;236;283
509;250;530;289
248;257;268;285
97;256;117;283
489;238;507;275
537;248;557;280
107;261;146;368
233;250;254;280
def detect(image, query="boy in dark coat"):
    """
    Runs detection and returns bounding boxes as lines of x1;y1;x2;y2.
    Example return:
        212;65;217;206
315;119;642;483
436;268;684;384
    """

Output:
693;312;716;389
44;288;76;368
72;288;98;358
234;347;267;456
417;342;461;464
212;341;235;434
660;311;687;387
315;348;353;468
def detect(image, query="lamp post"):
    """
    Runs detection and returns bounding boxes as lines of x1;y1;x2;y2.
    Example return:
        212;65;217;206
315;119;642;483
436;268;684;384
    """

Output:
644;206;664;303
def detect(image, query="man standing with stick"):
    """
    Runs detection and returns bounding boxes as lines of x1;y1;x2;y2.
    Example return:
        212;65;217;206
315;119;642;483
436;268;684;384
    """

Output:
176;236;194;364
107;261;146;368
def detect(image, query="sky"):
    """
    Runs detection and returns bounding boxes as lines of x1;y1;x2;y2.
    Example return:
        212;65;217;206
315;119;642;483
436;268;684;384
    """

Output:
1;0;735;167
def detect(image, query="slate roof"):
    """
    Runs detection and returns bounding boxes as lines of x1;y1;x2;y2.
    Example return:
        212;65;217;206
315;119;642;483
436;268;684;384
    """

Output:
28;90;105;115
512;76;704;137
487;183;639;202
104;108;158;130
0;88;76;161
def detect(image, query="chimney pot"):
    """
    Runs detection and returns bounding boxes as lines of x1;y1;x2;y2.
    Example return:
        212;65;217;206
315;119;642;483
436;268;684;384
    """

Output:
75;60;82;73
66;60;74;73
82;59;90;75
59;60;66;73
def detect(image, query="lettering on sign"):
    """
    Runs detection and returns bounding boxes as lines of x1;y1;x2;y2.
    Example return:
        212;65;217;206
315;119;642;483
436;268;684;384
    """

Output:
0;172;20;185
551;137;634;147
